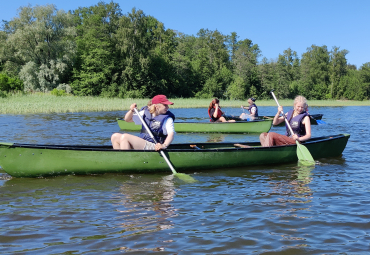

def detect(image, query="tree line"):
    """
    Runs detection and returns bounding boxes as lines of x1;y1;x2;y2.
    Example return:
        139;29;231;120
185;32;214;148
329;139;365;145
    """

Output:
0;2;369;100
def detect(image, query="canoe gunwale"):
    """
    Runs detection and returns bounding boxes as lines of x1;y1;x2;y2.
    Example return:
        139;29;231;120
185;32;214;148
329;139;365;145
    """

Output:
116;117;269;124
116;117;273;133
4;134;349;152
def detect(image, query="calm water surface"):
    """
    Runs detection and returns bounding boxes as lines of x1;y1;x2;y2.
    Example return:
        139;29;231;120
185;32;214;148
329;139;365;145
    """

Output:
0;106;369;254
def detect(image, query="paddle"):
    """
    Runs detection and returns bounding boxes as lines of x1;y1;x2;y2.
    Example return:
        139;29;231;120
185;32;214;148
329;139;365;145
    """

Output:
316;119;326;125
270;90;315;165
190;144;201;150
133;108;197;182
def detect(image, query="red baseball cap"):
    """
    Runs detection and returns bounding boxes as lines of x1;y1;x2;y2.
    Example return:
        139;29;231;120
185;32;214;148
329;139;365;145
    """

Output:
151;95;174;105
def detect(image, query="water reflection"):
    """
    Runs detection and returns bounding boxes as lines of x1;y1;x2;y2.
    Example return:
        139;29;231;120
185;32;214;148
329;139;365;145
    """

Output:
262;165;314;206
206;134;225;143
293;165;314;198
117;174;177;234
296;165;314;184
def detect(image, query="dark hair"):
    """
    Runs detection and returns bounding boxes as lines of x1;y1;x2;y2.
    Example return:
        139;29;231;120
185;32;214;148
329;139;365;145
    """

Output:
249;97;256;102
208;98;220;111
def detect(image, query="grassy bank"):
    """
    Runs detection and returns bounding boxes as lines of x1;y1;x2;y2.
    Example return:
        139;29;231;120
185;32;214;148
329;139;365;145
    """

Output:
0;93;369;114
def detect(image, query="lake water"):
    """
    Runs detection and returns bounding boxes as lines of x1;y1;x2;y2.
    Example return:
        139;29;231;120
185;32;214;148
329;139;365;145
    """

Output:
0;106;369;254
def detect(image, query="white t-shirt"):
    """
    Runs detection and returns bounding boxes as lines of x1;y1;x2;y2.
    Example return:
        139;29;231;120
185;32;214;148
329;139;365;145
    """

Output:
135;110;175;135
250;106;256;115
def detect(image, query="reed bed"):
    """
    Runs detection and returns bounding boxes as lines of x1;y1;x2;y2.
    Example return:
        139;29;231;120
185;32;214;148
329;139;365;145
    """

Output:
0;93;369;114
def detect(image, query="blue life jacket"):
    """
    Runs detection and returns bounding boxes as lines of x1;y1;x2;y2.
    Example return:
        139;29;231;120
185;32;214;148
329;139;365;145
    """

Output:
247;103;259;117
139;107;175;144
285;109;308;137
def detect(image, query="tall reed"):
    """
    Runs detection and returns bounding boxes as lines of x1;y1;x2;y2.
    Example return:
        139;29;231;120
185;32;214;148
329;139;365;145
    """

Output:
0;93;369;114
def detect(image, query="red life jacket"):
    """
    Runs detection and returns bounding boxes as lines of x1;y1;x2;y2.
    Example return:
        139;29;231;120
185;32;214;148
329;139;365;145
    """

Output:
208;107;223;121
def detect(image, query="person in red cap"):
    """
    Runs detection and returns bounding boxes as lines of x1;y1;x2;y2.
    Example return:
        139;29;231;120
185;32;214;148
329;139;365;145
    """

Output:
111;95;176;151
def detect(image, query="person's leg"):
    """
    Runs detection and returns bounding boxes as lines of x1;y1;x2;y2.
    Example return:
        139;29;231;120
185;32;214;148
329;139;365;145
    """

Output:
271;133;295;146
259;132;272;147
217;117;227;122
239;113;250;120
111;133;147;150
260;132;296;147
111;133;123;149
261;132;284;146
120;134;147;150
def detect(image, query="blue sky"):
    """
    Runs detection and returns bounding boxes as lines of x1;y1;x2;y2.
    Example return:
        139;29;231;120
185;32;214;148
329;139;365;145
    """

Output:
1;0;369;68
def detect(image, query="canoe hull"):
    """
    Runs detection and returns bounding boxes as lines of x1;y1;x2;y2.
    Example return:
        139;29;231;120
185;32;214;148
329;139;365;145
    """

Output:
117;118;273;133
0;134;350;178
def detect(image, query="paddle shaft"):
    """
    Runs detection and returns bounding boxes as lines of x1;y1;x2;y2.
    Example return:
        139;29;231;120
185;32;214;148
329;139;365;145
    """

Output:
270;91;295;137
270;91;315;164
133;108;177;174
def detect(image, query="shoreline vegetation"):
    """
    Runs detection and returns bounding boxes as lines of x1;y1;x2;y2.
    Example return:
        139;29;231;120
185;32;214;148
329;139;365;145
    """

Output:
0;3;369;105
1;93;369;115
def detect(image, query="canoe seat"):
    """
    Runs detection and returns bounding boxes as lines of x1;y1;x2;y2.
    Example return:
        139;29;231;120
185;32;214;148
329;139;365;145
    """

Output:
234;144;252;148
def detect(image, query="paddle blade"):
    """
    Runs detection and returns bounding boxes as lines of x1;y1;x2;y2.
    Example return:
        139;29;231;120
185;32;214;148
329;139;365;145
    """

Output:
174;173;198;183
316;120;326;125
296;142;315;166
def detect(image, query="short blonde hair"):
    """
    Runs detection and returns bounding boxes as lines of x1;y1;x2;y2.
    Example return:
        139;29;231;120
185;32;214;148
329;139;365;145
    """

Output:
294;95;307;108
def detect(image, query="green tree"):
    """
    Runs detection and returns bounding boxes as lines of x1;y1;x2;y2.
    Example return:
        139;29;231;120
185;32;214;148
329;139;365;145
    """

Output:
141;16;178;97
191;29;231;98
227;38;260;99
0;73;23;91
71;1;122;96
115;8;178;98
359;62;370;99
338;69;366;100
274;48;300;98
226;32;239;61
0;4;76;92
258;57;275;99
170;34;199;97
329;46;348;99
300;45;330;99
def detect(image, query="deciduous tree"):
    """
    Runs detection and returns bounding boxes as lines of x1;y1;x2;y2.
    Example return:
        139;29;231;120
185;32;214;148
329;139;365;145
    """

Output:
1;4;76;92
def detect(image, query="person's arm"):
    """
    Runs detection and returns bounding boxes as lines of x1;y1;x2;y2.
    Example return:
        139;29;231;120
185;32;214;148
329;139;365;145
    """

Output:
124;103;137;122
213;104;219;118
294;116;311;142
155;117;175;151
155;132;174;151
273;106;285;125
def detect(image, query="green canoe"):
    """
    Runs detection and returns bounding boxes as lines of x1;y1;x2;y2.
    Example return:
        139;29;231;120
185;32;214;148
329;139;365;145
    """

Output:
0;134;349;178
116;118;273;133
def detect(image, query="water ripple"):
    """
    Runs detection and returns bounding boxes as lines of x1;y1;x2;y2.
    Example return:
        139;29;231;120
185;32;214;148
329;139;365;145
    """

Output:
0;106;369;253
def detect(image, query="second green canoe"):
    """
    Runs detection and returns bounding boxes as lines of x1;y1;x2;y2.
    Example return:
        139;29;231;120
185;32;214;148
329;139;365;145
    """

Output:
116;118;273;133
